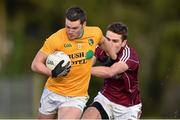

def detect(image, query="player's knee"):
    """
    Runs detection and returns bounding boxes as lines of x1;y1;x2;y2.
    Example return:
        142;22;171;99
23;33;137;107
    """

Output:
82;107;100;119
91;102;109;119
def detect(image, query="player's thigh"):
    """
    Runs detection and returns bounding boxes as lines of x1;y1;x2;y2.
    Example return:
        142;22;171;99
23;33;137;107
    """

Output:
93;92;113;118
82;106;101;119
58;106;82;119
38;88;61;118
58;96;88;119
38;112;56;119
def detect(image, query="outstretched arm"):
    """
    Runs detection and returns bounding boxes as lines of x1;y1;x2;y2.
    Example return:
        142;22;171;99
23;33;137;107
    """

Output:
91;61;128;78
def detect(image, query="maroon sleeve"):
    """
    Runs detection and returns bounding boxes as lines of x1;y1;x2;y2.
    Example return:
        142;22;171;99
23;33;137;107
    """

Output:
94;46;107;62
126;58;139;70
119;46;139;70
94;46;102;58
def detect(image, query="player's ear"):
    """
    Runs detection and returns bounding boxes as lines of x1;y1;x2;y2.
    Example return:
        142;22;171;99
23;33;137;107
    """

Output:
83;21;86;26
122;40;127;47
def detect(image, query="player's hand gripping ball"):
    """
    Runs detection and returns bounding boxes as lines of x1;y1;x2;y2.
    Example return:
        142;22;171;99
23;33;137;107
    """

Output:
46;51;71;77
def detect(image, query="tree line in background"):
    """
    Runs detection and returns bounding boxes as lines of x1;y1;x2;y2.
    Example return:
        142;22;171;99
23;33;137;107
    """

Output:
0;0;180;118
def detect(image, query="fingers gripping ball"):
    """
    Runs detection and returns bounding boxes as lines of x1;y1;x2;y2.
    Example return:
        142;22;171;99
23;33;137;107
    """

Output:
52;60;71;77
46;51;71;77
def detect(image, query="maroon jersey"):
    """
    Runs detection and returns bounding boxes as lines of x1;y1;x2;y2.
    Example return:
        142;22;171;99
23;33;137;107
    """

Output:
95;45;141;107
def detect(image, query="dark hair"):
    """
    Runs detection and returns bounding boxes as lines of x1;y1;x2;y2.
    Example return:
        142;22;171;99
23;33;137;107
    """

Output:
65;6;87;24
106;22;128;40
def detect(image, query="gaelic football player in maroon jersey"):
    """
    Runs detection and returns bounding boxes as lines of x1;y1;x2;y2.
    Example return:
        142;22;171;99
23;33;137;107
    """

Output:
82;22;142;120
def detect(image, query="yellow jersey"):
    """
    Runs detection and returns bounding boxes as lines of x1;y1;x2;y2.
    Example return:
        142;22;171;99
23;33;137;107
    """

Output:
40;26;103;96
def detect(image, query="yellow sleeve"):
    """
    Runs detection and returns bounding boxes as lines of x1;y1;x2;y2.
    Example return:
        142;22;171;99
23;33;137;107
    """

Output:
40;31;63;55
94;27;103;45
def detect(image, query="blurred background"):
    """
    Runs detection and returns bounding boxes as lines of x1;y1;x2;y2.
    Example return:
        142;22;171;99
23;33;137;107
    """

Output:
0;0;180;119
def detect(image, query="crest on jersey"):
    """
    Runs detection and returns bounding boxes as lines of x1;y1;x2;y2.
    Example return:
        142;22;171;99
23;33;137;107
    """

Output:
88;39;94;46
77;43;82;49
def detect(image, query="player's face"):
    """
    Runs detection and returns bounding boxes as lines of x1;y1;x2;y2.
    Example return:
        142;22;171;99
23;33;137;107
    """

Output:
65;19;84;40
106;31;127;53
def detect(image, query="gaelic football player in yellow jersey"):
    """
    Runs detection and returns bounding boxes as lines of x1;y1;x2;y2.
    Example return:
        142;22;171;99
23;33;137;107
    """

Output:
31;6;117;119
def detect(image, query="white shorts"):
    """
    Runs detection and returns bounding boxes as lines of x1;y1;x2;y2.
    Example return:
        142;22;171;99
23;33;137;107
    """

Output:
39;88;89;115
93;92;142;120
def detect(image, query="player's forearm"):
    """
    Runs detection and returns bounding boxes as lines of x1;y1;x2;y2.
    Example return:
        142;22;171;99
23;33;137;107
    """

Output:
91;66;114;78
31;51;52;77
31;62;51;76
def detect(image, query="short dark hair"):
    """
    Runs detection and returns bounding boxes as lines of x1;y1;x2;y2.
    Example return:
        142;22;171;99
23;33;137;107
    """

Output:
106;22;128;40
65;6;87;24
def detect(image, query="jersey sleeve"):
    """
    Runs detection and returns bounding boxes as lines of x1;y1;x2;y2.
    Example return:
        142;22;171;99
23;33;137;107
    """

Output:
94;46;107;62
94;46;102;58
93;27;103;45
40;31;62;55
119;46;139;70
126;58;139;70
